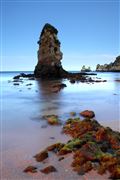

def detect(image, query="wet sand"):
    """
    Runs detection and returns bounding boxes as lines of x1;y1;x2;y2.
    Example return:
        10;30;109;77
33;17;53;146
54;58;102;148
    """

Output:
0;72;120;179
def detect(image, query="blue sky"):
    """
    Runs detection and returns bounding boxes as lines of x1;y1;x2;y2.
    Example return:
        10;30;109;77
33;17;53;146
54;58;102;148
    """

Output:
1;0;119;71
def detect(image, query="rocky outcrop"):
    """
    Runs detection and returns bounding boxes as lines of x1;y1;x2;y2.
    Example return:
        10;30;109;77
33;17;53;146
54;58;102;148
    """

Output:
81;65;91;72
96;56;120;72
34;23;67;78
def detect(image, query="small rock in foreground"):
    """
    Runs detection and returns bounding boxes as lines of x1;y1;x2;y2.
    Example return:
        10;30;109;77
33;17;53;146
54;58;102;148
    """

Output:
40;165;57;174
34;150;48;162
23;166;37;173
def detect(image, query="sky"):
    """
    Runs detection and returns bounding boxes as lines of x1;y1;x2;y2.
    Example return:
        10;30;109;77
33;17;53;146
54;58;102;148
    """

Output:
1;0;119;71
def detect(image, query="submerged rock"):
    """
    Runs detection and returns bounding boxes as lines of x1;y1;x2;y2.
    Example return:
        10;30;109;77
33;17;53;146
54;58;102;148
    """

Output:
51;83;67;93
43;115;61;125
13;83;19;86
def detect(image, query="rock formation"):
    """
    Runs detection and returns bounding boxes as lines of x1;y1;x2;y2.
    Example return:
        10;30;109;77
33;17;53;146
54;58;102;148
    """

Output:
96;56;120;72
34;23;67;78
81;65;91;72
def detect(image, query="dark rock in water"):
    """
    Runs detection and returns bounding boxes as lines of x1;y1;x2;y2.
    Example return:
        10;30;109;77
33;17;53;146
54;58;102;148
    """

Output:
115;79;120;82
34;150;48;162
23;166;37;173
96;55;120;72
34;23;67;78
26;83;32;86
29;77;35;80
13;75;20;79
13;73;34;79
40;165;57;174
13;79;23;83
80;110;95;118
13;83;19;86
70;79;75;84
49;136;55;139
41;124;48;128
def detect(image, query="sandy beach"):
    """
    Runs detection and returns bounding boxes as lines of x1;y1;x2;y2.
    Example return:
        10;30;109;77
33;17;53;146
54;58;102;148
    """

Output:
0;71;120;179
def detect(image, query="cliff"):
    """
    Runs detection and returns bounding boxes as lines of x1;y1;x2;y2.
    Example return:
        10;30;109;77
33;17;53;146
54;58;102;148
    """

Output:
96;56;120;72
34;23;67;78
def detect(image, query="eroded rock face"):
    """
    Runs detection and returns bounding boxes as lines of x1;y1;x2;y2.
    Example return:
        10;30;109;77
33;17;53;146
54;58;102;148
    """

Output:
34;23;67;78
96;56;120;72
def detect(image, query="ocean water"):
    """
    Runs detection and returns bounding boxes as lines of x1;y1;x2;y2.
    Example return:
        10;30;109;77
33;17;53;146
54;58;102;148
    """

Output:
0;71;120;179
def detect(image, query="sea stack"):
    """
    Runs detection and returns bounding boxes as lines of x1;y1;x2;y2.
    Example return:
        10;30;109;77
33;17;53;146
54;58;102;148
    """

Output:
34;23;67;78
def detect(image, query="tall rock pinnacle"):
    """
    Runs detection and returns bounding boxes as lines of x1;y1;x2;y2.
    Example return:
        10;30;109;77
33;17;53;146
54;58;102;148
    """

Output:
34;23;67;78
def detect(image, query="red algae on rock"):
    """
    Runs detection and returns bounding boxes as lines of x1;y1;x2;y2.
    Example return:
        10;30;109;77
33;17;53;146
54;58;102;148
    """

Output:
80;110;95;118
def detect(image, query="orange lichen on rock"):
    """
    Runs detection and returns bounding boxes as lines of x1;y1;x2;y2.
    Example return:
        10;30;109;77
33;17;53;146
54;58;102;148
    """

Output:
63;118;100;138
95;127;107;141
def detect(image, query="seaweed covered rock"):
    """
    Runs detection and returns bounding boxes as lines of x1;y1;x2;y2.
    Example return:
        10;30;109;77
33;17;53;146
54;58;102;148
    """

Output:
25;112;120;179
43;114;61;125
34;23;67;78
62;117;120;178
47;143;64;152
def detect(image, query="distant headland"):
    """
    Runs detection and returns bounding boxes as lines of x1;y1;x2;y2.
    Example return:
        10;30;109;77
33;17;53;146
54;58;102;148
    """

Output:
96;56;120;72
